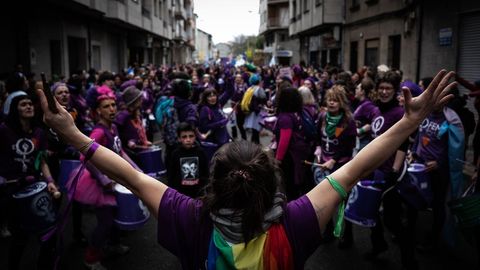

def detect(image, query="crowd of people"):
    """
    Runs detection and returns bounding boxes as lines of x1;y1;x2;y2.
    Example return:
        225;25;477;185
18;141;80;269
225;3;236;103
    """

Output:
0;61;478;270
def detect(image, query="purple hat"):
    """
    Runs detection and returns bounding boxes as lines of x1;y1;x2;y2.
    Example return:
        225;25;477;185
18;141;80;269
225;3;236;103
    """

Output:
51;82;68;94
401;80;422;97
120;80;137;92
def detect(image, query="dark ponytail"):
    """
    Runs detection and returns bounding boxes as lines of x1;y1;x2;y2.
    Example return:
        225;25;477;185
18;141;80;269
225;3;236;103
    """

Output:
202;141;282;243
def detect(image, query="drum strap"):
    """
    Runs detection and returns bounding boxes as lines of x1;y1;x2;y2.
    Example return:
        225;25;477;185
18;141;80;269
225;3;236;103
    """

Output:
326;175;347;238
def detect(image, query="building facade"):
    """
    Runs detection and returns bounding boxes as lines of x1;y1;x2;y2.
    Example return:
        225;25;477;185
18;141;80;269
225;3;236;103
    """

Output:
289;0;344;67
0;0;196;79
342;0;419;80
259;0;298;65
194;29;213;64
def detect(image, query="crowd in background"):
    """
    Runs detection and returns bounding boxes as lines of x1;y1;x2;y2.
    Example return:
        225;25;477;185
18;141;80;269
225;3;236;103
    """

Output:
0;60;479;270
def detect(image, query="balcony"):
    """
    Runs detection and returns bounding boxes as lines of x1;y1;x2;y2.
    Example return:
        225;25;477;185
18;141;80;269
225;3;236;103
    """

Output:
268;17;288;28
268;0;288;5
173;30;186;41
174;7;186;20
142;6;151;18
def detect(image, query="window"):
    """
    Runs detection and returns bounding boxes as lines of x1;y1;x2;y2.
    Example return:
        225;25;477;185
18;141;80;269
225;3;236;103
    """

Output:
303;0;310;13
349;41;358;72
364;39;379;68
350;0;360;11
50;40;62;76
132;0;139;3
315;0;322;6
92;45;101;70
154;0;158;17
388;35;401;69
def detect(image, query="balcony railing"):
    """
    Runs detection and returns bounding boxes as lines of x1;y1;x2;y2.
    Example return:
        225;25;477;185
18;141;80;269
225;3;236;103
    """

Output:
142;6;151;18
268;0;288;5
268;17;287;28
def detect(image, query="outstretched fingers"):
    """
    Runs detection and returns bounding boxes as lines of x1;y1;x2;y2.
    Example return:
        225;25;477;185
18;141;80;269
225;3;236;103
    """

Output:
433;71;455;101
424;69;447;98
436;81;457;108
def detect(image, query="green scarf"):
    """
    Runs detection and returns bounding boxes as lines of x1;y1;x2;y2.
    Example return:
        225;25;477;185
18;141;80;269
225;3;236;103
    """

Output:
325;112;343;137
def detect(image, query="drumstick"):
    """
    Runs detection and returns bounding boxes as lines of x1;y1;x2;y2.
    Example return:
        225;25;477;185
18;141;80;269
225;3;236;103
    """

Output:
53;191;61;199
40;73;59;114
456;158;476;168
303;160;323;168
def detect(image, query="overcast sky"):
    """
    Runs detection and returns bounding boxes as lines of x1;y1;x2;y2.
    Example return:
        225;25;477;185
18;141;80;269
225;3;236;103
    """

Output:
194;0;260;44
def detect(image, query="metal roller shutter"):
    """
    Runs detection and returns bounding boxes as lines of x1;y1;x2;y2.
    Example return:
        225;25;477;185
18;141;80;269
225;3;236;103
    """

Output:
457;12;480;119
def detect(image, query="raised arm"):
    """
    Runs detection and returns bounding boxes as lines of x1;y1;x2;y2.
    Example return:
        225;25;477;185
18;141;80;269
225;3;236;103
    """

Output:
36;88;168;217
306;70;456;232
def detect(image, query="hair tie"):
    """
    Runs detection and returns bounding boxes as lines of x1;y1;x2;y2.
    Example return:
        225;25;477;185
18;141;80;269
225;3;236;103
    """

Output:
231;169;252;182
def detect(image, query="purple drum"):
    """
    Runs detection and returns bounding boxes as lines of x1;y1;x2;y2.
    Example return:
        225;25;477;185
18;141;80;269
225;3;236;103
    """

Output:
344;180;382;227
12;182;57;233
396;163;432;210
200;141;219;164
263;116;277;131
114;184;150;230
135;147;166;178
58;159;81;192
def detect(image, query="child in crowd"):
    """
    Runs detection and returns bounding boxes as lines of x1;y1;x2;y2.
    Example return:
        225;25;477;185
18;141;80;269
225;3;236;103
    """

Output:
167;122;209;198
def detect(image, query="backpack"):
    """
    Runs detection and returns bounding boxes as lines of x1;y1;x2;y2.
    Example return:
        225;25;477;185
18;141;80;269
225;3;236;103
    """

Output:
240;86;257;114
300;109;318;141
155;96;179;146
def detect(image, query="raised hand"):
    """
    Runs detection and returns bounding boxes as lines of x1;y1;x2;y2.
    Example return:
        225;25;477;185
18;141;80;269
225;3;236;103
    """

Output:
402;70;456;124
36;86;77;142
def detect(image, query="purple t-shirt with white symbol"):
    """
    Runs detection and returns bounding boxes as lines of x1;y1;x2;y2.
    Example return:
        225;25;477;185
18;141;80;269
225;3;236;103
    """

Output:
353;99;380;140
415;112;448;166
371;106;404;172
157;188;321;270
0;124;47;179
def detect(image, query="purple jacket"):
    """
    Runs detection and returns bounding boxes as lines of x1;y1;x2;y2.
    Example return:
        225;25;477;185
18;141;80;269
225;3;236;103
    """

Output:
197;80;234;145
174;97;198;127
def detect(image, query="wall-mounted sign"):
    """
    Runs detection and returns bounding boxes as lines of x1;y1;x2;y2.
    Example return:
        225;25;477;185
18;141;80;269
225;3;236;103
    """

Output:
439;28;452;46
276;50;293;57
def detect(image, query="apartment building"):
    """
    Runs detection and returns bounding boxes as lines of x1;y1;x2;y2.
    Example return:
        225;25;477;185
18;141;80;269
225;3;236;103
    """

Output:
0;0;195;79
289;0;344;67
259;0;299;65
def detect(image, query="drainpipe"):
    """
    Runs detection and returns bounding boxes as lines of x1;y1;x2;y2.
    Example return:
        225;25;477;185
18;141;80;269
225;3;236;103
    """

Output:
415;1;423;83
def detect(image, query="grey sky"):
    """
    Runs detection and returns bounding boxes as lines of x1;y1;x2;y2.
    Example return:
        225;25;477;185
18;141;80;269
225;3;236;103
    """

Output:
194;0;260;44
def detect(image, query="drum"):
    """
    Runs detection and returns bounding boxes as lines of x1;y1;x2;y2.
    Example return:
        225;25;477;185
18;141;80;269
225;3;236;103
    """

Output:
263;116;277;131
313;167;330;185
448;184;480;228
396;163;432;210
134;146;166;178
58;159;82;192
114;184;150;230
12;182;57;233
200;141;219;164
222;107;233;115
344;181;383;227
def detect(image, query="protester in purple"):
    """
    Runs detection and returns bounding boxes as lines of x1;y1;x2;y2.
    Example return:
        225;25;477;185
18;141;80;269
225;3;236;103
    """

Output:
197;78;234;147
367;71;415;268
353;78;380;151
315;85;357;173
0;93;60;270
67;74;92;134
74;87;133;270
38;70;456;270
115;86;152;153
47;82;87;245
275;87;311;200
411;106;465;251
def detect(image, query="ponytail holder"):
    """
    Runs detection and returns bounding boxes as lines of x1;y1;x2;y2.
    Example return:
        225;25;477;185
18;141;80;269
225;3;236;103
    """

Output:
325;175;347;238
232;169;252;181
